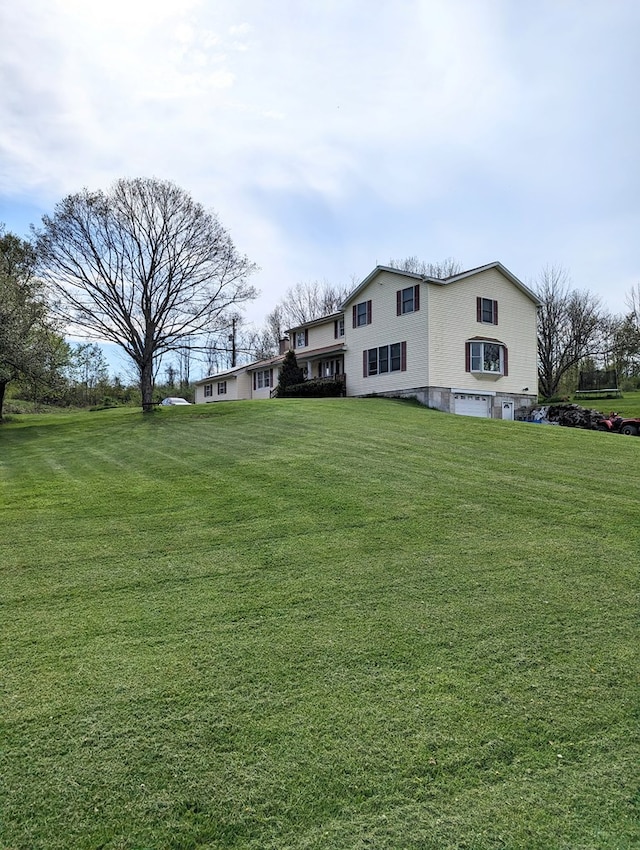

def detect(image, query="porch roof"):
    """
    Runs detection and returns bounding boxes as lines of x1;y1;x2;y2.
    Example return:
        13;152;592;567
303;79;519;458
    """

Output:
295;342;346;359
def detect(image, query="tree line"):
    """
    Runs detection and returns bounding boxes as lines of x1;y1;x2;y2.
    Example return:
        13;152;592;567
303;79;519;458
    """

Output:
2;176;639;420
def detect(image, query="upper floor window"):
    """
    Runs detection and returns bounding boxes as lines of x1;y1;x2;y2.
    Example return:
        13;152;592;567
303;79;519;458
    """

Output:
352;300;372;328
334;317;345;338
477;297;498;325
465;340;508;375
397;285;420;315
363;342;407;376
295;329;309;348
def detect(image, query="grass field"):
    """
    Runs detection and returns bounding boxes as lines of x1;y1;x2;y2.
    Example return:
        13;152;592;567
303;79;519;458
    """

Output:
1;399;638;849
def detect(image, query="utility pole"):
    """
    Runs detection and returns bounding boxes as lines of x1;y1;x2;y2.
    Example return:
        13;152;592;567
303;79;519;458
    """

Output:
229;317;237;368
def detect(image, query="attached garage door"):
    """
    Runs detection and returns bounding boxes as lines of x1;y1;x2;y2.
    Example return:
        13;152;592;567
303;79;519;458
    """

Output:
454;393;490;418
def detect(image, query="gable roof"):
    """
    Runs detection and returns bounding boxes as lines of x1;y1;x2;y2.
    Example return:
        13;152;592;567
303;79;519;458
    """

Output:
286;311;343;334
341;262;541;307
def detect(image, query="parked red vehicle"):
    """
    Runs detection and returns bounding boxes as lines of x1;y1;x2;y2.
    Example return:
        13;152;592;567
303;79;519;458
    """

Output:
597;413;640;436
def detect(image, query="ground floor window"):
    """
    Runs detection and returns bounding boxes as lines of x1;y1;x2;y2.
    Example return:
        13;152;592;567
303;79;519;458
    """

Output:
217;381;227;395
319;359;342;377
204;383;213;397
363;342;406;376
254;369;273;389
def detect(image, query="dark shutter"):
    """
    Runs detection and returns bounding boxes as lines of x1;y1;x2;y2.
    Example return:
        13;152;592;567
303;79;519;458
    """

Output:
253;372;257;390
304;329;309;346
401;341;407;371
465;342;471;372
367;300;372;324
503;346;508;376
334;320;338;339
363;350;368;377
396;290;402;316
352;305;357;328
493;300;498;325
476;297;482;322
269;368;273;386
414;284;420;312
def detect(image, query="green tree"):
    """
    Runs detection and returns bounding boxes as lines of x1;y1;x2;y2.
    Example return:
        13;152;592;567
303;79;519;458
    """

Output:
34;178;257;412
276;349;304;396
66;343;110;405
0;226;65;419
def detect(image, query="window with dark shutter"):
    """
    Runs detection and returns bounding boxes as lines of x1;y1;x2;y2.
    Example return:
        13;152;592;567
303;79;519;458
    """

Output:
398;286;420;315
354;301;370;327
478;297;498;324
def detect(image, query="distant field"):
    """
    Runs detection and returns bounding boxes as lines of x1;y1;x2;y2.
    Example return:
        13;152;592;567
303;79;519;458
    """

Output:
586;389;640;418
1;400;638;849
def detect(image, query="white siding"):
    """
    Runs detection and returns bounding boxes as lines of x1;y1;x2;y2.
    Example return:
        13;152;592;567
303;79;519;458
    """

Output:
194;371;253;403
249;366;280;399
428;268;538;395
344;271;429;397
291;317;342;353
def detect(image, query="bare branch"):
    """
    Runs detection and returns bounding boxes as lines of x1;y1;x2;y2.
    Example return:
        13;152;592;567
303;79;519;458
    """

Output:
34;178;258;411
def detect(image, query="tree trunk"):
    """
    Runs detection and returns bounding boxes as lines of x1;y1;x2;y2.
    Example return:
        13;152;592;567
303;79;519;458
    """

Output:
140;360;155;413
0;380;7;421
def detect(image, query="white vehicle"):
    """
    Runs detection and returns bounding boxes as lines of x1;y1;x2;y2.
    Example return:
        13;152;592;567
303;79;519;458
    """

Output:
161;397;191;405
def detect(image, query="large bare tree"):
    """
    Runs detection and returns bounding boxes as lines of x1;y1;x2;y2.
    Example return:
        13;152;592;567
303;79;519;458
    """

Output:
535;265;604;399
35;178;258;411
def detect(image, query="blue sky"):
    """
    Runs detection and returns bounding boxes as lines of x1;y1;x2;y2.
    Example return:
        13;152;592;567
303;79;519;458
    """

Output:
1;0;638;377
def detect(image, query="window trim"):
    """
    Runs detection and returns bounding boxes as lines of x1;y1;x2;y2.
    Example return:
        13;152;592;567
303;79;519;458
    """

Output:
476;297;498;325
363;341;407;377
253;368;274;390
396;284;420;315
465;339;508;376
352;300;372;328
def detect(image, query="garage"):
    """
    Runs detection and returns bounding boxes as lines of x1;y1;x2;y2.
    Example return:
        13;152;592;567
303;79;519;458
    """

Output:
454;393;490;418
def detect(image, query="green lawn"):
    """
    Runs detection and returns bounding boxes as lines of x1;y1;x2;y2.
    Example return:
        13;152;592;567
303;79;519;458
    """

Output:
1;400;638;849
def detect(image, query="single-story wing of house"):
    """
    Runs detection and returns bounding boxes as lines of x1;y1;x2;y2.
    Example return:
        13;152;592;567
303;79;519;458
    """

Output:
194;353;285;403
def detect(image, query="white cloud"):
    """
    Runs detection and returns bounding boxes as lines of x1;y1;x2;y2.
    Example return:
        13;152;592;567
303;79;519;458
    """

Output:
0;0;638;320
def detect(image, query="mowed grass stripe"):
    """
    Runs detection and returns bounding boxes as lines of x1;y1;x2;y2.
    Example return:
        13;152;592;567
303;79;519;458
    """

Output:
1;399;638;849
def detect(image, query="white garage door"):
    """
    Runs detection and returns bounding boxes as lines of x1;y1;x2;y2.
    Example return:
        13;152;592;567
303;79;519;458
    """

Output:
454;393;490;418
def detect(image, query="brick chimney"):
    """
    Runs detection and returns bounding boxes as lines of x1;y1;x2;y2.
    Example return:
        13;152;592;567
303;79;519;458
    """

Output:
279;337;290;355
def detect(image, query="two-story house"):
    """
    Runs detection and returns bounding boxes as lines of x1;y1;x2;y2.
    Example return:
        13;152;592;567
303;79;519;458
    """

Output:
194;261;540;418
